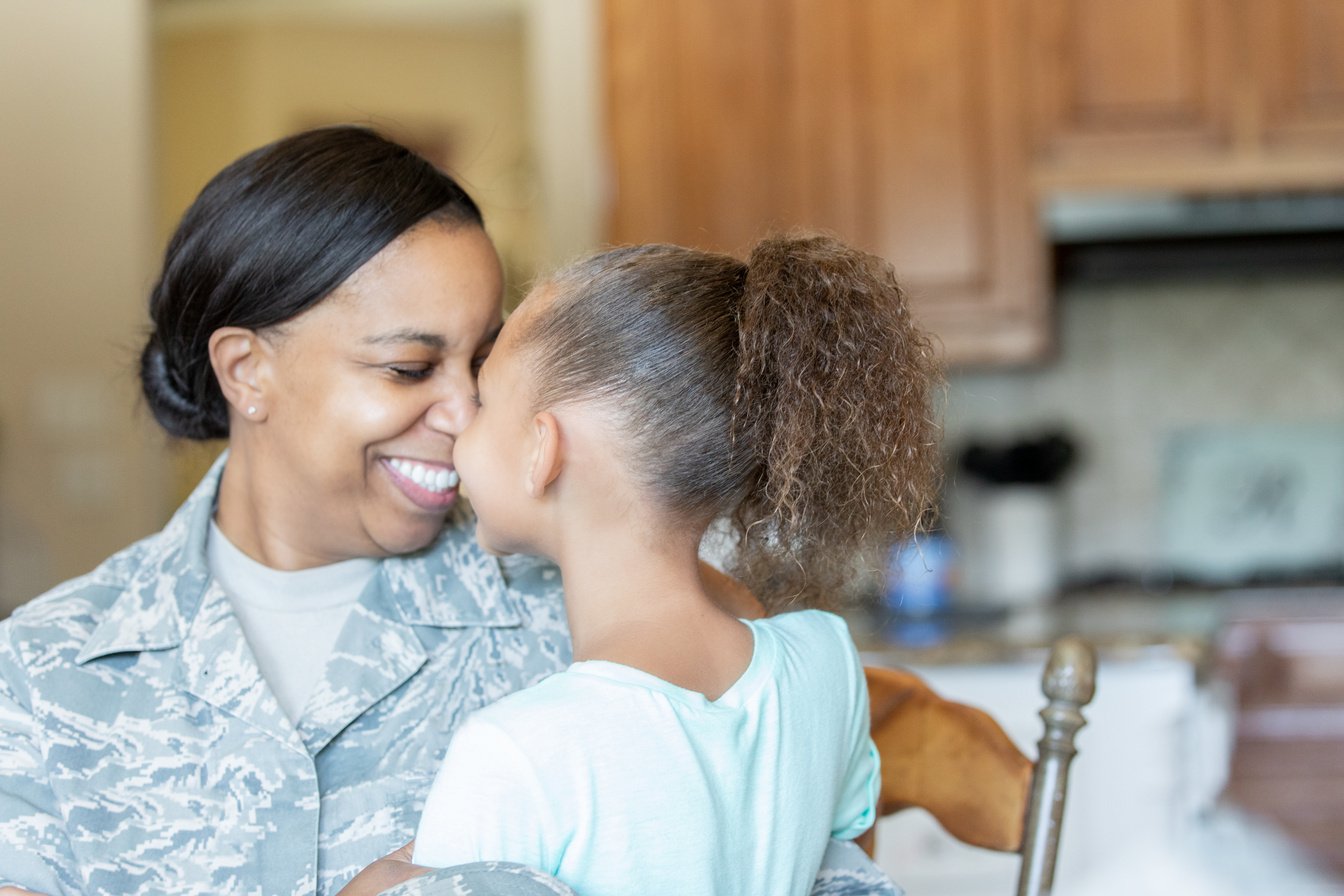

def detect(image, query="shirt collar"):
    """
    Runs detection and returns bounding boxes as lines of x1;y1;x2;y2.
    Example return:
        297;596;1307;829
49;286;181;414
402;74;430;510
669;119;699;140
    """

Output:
78;452;524;664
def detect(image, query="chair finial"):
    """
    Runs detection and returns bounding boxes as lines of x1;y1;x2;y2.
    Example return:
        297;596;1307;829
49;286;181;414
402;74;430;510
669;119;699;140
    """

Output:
1018;635;1097;896
1042;634;1097;706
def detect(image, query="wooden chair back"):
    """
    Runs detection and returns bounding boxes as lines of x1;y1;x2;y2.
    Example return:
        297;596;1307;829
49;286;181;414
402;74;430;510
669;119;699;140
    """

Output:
860;636;1096;896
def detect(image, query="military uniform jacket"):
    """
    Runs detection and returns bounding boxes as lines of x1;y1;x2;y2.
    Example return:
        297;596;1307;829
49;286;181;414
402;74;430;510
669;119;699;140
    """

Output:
0;459;571;896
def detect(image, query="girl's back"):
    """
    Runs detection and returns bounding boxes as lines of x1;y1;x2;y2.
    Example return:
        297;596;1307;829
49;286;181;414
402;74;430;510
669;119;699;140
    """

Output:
415;610;876;896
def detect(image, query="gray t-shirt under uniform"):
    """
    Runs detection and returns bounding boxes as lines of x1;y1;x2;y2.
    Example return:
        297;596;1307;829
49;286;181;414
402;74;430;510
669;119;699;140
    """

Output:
207;520;373;724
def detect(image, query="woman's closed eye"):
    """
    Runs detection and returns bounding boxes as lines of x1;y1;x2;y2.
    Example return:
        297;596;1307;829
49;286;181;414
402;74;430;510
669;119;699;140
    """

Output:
470;349;492;378
387;364;434;382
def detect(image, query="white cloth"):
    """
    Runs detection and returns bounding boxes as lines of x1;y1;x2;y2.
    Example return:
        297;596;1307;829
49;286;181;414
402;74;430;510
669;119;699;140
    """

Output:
413;609;879;896
207;521;372;723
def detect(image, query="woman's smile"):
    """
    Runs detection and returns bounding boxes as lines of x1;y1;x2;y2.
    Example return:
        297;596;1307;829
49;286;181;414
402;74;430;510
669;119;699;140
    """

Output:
383;457;461;510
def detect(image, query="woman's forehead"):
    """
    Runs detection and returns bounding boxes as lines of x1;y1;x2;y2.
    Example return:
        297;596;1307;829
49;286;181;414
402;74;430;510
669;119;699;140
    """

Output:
300;224;502;335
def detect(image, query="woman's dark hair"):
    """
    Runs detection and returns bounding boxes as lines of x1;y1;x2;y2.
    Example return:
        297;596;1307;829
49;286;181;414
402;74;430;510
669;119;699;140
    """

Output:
519;234;943;609
140;125;485;440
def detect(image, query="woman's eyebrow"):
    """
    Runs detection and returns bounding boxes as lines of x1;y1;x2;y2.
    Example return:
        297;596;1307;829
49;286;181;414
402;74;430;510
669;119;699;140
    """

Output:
362;329;447;350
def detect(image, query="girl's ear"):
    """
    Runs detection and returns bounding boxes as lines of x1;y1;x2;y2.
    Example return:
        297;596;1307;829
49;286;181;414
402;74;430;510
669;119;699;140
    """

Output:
527;411;563;498
208;326;269;422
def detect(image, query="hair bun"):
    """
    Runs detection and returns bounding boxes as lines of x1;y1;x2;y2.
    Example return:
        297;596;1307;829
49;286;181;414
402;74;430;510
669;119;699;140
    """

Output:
139;335;227;440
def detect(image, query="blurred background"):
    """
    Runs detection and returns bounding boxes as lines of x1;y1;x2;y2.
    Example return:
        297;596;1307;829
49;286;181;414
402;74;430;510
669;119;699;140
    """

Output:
1;1;1342;893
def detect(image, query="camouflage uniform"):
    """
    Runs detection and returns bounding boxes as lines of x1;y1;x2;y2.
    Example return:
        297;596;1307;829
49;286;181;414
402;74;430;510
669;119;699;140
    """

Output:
0;458;899;896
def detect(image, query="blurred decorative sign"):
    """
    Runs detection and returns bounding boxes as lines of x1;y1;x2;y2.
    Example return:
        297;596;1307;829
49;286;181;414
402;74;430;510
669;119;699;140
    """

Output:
1162;423;1344;583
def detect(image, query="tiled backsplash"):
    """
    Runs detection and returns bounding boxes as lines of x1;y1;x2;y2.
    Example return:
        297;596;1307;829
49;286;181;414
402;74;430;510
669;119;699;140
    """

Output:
941;275;1344;578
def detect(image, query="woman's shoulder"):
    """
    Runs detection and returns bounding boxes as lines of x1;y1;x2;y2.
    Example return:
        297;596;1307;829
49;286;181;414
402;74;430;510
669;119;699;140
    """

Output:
2;528;180;663
409;506;564;604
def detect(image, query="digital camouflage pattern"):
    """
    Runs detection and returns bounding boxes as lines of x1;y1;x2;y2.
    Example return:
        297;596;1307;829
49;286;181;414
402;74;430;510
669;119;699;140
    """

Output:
0;456;900;896
375;842;903;896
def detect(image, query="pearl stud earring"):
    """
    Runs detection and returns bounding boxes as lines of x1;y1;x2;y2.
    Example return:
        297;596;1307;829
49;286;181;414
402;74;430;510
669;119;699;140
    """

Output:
246;406;257;415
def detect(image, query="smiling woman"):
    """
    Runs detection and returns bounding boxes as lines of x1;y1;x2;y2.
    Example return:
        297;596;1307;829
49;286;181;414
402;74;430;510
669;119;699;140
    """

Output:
0;126;575;896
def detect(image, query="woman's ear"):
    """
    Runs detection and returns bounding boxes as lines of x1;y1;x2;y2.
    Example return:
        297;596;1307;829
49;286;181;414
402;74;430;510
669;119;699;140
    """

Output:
527;411;563;498
208;327;269;422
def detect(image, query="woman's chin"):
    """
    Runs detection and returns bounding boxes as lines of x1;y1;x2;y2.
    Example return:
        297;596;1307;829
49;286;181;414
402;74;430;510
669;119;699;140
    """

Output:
371;513;455;558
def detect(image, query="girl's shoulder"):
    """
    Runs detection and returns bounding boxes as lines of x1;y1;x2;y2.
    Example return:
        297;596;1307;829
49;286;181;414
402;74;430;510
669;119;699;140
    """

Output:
748;609;867;701
752;607;854;651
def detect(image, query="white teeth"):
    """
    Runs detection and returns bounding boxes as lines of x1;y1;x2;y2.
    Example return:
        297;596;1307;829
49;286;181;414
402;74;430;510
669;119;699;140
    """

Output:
389;459;457;493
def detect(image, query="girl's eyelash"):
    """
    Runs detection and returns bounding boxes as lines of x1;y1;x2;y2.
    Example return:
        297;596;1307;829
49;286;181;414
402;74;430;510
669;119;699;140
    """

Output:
469;392;481;407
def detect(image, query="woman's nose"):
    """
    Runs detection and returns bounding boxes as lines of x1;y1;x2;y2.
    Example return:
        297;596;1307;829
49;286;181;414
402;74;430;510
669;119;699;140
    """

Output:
423;383;477;435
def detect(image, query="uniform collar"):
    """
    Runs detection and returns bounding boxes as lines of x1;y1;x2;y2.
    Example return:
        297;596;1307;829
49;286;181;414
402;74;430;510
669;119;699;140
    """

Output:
77;452;525;665
374;509;524;628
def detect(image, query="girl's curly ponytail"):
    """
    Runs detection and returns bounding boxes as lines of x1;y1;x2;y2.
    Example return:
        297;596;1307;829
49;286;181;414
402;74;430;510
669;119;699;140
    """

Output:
728;234;943;607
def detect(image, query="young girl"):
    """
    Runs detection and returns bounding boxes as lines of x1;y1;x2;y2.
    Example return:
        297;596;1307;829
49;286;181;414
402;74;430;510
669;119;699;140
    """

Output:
413;235;941;895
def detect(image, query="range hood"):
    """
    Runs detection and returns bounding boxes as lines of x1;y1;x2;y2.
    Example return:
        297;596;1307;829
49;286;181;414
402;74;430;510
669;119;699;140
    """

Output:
1045;190;1344;284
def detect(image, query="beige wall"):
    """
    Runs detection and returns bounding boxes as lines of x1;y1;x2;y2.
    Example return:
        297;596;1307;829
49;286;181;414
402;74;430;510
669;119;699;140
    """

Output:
155;19;538;288
0;0;164;614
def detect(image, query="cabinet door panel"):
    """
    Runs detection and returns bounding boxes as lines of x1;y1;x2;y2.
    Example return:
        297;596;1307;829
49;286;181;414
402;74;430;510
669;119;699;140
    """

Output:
1028;0;1238;163
778;0;865;240
860;0;1045;362
860;0;985;291
604;0;786;253
603;0;1048;366
1250;0;1344;153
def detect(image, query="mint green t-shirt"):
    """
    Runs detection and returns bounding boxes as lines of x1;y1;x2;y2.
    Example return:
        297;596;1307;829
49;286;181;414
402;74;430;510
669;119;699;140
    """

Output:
414;609;879;896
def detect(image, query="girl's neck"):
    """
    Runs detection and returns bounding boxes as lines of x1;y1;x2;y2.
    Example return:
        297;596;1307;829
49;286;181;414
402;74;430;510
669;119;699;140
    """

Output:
552;523;753;701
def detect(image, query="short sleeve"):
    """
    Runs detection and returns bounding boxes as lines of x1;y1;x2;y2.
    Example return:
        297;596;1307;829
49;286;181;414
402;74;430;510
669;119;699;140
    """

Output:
0;625;84;894
831;627;881;841
831;737;881;840
412;714;557;874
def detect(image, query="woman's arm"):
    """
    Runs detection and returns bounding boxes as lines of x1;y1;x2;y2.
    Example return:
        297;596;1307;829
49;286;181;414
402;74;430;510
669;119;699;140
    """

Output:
811;839;904;896
335;842;428;896
341;855;577;896
0;631;82;896
343;839;901;896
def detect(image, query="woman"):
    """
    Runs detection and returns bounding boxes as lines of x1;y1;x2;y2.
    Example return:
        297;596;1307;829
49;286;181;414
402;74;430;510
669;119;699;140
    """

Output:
0;127;898;896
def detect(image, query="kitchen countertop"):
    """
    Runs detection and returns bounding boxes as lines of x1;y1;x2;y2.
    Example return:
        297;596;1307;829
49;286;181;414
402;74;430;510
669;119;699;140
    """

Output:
846;585;1344;676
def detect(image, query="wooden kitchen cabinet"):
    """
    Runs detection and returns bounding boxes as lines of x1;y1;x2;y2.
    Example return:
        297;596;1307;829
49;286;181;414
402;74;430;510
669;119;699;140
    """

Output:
1029;0;1344;191
602;0;1050;367
1027;0;1239;164
1248;0;1344;156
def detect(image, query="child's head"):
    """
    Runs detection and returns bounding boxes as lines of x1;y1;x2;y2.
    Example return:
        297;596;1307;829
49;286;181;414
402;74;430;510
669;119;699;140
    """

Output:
459;234;942;609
